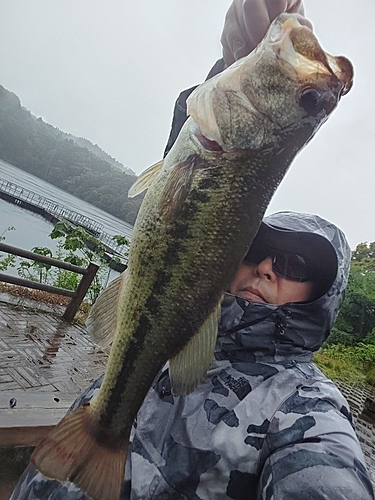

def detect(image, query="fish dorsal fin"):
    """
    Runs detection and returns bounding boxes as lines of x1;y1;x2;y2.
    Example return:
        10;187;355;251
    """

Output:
159;155;199;220
86;271;127;349
169;300;221;396
128;160;163;198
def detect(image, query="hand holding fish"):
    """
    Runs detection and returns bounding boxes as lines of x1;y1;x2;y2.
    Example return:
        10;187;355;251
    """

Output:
221;0;308;65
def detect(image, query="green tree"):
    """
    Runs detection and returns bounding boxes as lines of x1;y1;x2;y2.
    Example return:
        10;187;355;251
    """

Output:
337;293;375;340
0;226;16;271
17;246;53;283
331;241;375;345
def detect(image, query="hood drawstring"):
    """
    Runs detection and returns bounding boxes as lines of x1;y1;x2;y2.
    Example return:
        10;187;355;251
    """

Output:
274;309;292;336
223;309;277;335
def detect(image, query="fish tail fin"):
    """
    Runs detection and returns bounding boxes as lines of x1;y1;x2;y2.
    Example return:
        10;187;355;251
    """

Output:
31;404;127;500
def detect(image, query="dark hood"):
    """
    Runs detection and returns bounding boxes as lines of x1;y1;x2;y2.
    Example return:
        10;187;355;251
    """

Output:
217;212;351;364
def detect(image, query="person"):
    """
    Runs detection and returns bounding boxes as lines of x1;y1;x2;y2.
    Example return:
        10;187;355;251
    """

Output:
11;211;375;499
11;1;375;499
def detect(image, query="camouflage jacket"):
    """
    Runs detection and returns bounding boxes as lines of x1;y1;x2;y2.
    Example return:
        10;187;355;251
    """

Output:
11;213;375;499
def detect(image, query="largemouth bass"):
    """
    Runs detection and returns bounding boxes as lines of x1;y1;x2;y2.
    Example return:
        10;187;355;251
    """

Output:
31;14;353;500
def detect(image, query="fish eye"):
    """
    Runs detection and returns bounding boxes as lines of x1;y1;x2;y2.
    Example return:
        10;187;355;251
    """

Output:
299;88;322;114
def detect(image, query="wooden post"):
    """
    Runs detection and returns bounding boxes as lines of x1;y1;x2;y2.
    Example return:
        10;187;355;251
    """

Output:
63;262;99;322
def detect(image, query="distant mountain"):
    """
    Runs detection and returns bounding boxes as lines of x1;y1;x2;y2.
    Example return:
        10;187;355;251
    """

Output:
0;85;143;225
61;133;134;175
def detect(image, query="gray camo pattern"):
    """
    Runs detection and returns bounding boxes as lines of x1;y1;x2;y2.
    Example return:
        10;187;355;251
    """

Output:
11;212;374;499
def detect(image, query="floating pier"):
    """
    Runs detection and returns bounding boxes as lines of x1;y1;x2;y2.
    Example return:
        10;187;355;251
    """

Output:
0;178;129;264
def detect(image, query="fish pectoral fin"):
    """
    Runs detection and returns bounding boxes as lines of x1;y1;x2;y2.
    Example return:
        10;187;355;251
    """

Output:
86;271;127;349
128;160;164;198
169;300;221;396
31;404;127;500
159;155;199;220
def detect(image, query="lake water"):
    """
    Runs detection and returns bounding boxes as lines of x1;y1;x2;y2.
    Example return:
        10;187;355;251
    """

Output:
0;159;134;280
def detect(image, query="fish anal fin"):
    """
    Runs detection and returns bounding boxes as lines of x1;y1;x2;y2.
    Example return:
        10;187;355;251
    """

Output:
128;160;163;198
159;155;199;220
169;300;221;396
86;272;126;349
32;404;127;500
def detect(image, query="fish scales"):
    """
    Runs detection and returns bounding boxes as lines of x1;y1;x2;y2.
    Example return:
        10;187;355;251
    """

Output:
66;110;318;436
95;152;284;426
31;14;354;500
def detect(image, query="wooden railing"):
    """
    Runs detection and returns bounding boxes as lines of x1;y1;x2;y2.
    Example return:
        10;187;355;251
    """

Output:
0;242;99;321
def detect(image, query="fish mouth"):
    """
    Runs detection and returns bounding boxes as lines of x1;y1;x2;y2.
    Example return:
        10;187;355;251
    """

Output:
187;13;353;152
273;15;353;95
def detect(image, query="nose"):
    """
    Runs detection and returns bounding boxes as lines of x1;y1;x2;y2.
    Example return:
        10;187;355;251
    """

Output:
255;257;277;281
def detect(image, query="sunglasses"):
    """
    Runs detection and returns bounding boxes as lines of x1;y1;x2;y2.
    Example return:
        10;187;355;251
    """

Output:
245;245;311;282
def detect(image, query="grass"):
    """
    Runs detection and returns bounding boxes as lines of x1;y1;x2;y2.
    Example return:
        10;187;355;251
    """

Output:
314;343;375;387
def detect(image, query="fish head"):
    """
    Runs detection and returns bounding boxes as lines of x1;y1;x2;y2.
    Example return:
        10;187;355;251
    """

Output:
187;14;353;153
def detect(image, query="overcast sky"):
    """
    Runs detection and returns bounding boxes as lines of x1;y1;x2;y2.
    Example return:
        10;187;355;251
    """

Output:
0;1;374;249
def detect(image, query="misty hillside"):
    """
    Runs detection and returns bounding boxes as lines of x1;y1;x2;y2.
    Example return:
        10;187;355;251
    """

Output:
0;85;143;225
61;133;131;174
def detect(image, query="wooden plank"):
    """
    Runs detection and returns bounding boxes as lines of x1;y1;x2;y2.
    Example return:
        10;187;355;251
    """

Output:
4;368;32;389
0;424;58;447
14;366;42;387
0;390;74;410
0;371;13;384
0;381;21;391
0;408;68;428
0;242;86;274
0;390;74;445
0;273;76;298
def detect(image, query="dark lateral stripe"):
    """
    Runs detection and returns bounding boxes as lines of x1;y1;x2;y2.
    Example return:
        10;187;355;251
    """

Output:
98;184;213;427
98;162;236;428
99;313;153;428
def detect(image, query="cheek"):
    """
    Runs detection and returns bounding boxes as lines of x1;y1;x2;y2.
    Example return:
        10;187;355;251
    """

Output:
278;280;313;303
229;265;254;294
228;274;242;294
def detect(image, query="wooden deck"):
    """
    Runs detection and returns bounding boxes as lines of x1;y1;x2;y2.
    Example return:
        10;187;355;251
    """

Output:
0;298;109;498
0;300;108;446
0;298;374;497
